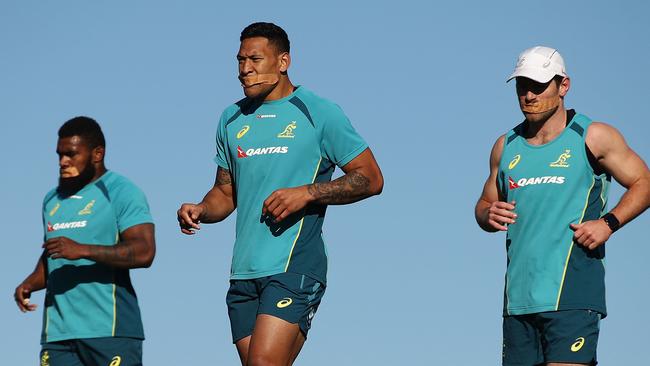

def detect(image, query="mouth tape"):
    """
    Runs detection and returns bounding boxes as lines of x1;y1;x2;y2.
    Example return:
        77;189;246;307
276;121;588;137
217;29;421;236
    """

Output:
61;167;80;177
521;97;560;114
240;74;279;88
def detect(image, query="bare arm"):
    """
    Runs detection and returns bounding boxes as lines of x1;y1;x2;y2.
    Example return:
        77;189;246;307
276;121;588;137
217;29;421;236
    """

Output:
262;148;383;222
43;223;156;269
570;123;650;249
475;135;517;232
308;148;383;204
589;122;650;225
177;167;236;234
14;251;47;312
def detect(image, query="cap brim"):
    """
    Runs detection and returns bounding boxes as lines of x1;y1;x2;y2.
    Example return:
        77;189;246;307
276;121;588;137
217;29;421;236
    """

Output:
506;68;556;83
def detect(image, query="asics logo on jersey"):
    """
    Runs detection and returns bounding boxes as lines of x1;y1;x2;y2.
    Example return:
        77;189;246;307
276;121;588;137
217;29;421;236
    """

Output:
49;203;60;217
238;146;289;158
256;114;276;119
509;154;521;170
237;125;250;139
550;149;572;168
47;220;88;232
508;176;566;189
571;337;585;352
277;297;293;308
278;121;297;138
109;356;122;366
78;200;95;215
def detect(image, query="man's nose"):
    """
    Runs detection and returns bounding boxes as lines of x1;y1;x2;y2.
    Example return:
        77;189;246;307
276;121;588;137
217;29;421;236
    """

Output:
525;90;537;102
240;59;254;74
59;156;70;167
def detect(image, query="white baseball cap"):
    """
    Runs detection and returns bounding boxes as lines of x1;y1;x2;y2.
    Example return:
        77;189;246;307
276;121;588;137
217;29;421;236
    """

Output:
507;46;567;83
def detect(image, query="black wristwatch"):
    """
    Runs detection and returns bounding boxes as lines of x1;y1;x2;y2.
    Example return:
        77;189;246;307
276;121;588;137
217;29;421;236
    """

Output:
601;213;620;233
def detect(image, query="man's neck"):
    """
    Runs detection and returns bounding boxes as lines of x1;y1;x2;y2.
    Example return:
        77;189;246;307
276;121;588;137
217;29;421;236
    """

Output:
524;107;567;145
263;76;295;102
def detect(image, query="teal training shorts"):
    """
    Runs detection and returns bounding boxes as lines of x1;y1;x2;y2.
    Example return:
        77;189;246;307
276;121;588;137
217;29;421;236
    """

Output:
226;272;326;343
40;337;142;366
503;310;600;366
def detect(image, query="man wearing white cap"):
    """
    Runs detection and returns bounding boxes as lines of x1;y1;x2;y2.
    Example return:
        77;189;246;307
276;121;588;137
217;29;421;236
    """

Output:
475;46;650;365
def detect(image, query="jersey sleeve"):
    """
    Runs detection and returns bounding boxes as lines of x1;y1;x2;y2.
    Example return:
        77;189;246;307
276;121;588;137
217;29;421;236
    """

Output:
213;108;236;170
112;182;154;233
319;103;368;167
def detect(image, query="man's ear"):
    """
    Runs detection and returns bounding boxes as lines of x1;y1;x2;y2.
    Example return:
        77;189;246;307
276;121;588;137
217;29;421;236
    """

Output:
279;52;291;73
92;146;105;163
559;77;570;97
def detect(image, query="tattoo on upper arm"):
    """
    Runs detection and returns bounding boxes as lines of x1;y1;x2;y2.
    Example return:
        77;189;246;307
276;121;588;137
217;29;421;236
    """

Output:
216;167;232;185
307;171;370;204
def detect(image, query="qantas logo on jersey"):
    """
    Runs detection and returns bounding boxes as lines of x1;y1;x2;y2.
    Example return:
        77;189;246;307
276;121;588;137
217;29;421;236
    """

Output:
47;220;87;232
508;176;566;189
237;145;289;158
256;114;276;119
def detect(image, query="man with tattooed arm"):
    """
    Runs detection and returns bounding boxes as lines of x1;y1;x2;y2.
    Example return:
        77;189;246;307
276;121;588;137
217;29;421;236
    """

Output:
177;22;383;366
14;116;155;366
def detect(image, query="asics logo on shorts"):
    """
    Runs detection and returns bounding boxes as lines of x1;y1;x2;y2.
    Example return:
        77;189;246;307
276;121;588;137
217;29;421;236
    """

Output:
571;337;585;352
109;355;122;366
276;297;293;308
40;351;50;366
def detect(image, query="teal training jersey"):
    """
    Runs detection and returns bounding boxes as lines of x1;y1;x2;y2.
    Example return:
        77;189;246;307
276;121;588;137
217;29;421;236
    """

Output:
41;171;153;343
214;86;368;283
497;112;610;317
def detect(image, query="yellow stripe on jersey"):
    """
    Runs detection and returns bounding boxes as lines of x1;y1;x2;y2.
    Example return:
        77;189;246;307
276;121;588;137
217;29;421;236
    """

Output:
284;157;322;272
555;177;596;310
112;283;117;336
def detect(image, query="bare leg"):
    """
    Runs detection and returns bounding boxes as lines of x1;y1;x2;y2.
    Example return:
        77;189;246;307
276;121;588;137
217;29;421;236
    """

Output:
247;314;305;366
235;336;251;366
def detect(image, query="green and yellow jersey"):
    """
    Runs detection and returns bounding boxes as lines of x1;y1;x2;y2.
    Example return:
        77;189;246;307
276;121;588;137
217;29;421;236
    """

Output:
215;86;368;284
41;171;153;343
497;111;609;316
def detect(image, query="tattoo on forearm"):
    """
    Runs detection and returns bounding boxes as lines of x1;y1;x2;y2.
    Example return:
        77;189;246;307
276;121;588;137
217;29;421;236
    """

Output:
307;171;371;204
216;167;232;185
89;243;136;268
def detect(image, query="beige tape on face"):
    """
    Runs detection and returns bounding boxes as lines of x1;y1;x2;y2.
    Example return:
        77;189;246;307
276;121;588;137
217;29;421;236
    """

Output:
520;96;560;114
61;167;80;178
240;74;279;88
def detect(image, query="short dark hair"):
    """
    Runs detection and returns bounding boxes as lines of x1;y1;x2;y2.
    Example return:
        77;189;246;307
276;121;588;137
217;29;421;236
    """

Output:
240;22;290;54
58;116;106;148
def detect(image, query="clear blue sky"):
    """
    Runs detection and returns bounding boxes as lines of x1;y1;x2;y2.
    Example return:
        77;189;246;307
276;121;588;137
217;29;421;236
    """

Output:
2;1;649;364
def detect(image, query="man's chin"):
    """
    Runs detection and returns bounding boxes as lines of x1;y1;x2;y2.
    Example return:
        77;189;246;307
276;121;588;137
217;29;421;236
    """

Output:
58;170;95;194
243;84;273;100
522;107;558;123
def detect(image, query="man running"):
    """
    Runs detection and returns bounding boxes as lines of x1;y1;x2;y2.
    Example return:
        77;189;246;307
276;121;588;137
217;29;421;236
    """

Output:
177;22;383;365
475;46;650;366
15;116;156;366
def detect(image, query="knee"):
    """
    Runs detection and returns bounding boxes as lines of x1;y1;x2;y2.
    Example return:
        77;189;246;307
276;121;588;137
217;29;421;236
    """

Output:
247;354;286;366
